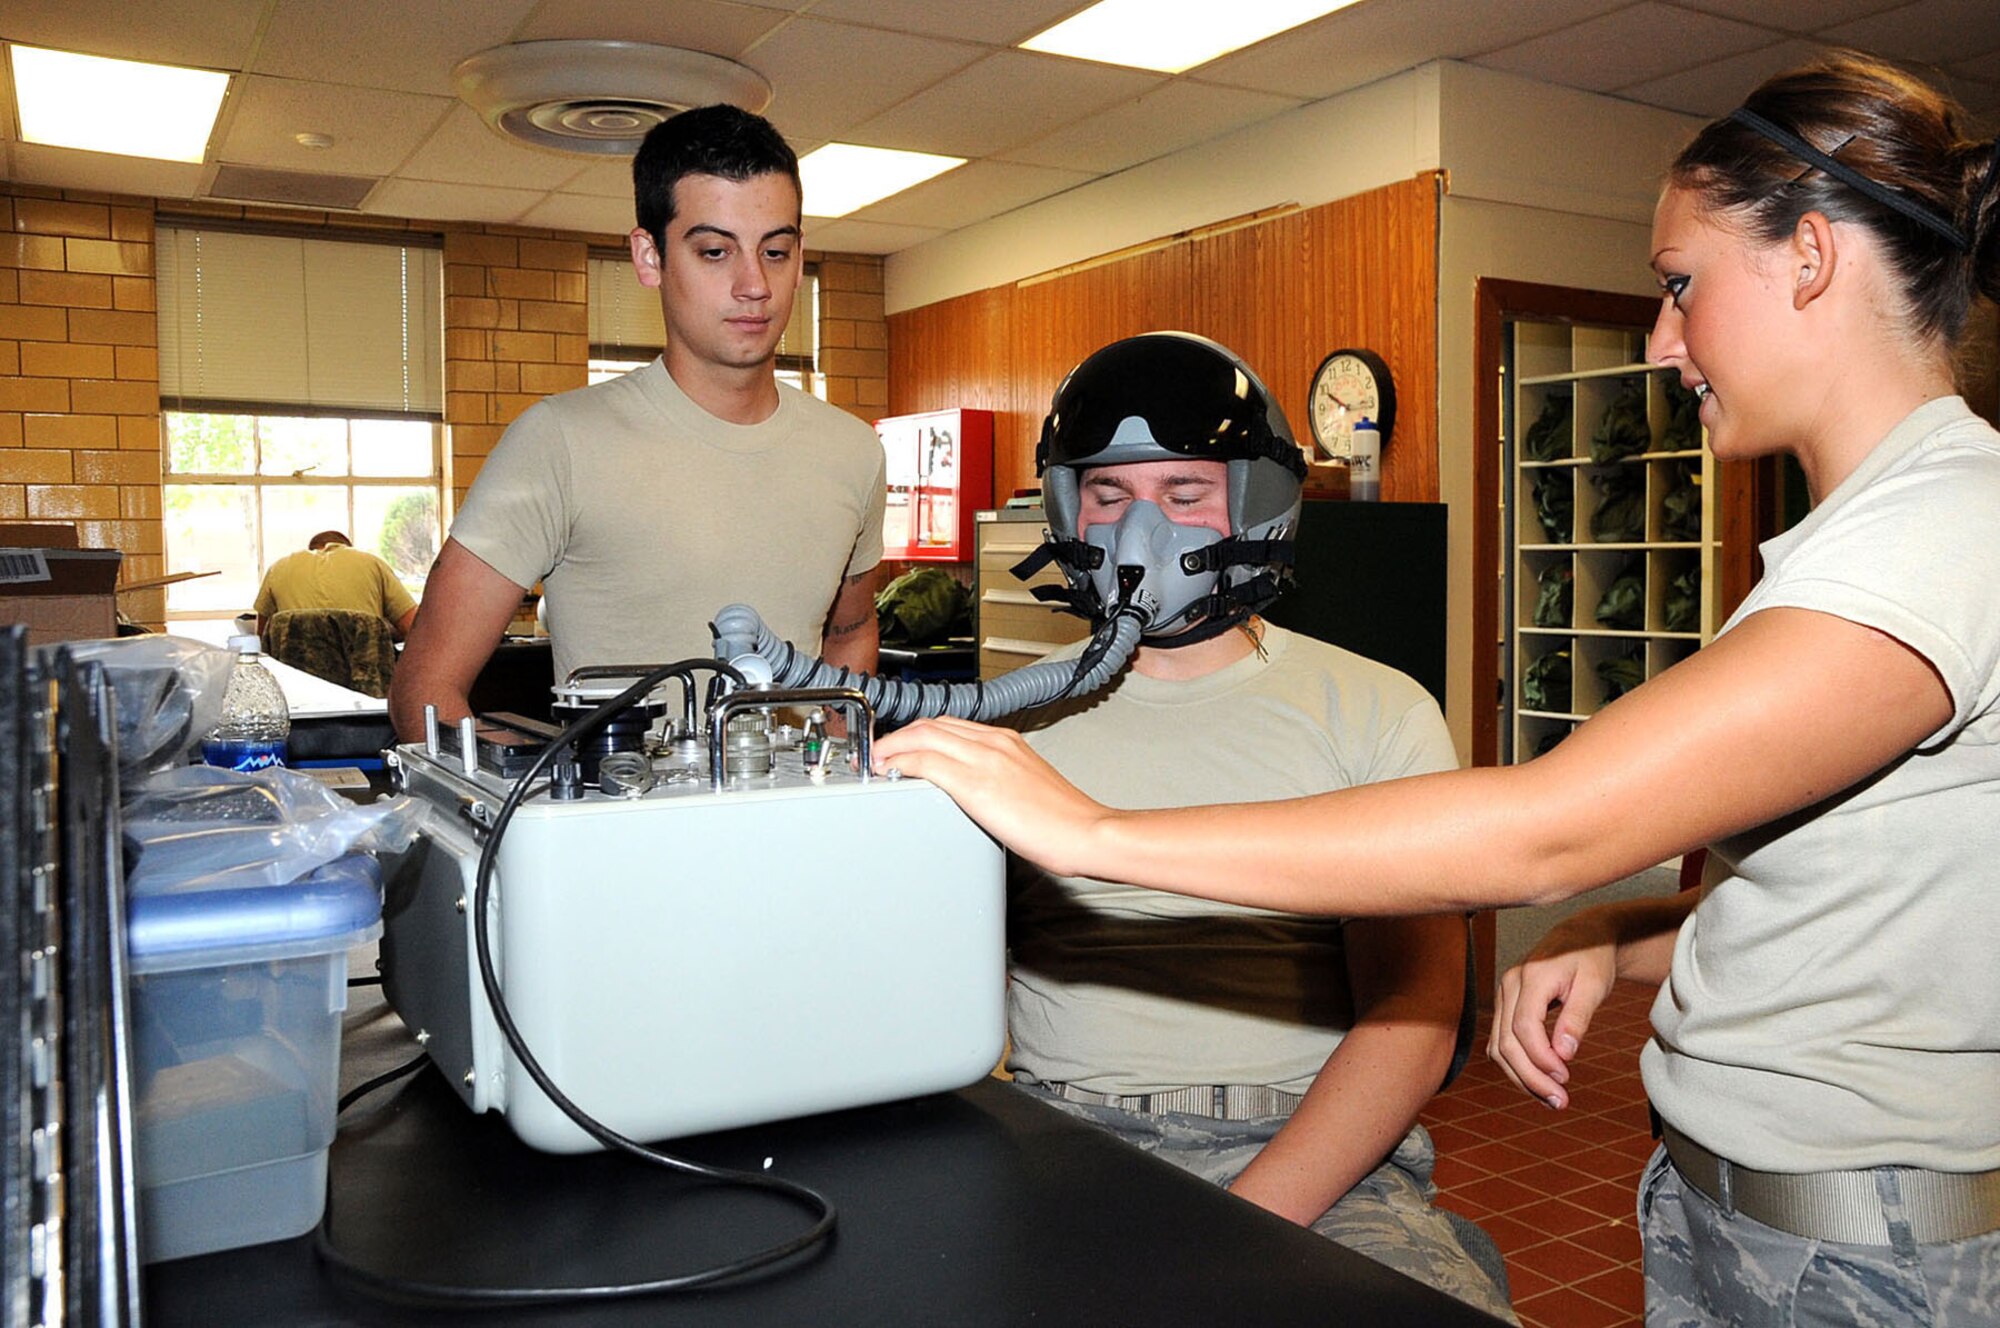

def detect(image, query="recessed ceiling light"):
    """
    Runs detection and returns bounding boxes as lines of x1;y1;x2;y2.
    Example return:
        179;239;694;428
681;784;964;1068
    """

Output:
10;44;229;163
1021;0;1360;74
798;144;965;218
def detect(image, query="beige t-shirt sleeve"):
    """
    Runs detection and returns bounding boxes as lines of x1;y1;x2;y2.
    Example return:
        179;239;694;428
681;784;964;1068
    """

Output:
446;400;572;592
846;442;888;577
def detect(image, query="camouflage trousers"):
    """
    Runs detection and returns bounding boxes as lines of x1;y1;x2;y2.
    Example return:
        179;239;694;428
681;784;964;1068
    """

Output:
1641;1146;2000;1326
1013;1082;1518;1324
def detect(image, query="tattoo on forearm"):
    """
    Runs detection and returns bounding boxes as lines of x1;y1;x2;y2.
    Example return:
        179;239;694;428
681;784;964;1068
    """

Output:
826;613;872;638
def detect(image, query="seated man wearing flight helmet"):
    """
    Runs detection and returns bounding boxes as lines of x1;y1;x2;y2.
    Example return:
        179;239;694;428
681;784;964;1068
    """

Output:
1002;332;1513;1322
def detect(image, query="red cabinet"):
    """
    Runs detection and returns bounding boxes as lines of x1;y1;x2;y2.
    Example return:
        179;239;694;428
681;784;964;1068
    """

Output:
874;408;993;562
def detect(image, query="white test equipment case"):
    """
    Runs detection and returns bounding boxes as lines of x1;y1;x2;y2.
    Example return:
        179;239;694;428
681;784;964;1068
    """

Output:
379;694;1006;1155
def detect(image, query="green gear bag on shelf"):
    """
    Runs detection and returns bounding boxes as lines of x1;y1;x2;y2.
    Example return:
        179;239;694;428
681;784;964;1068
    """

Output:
1595;569;1644;631
1665;566;1701;633
1534;563;1574;627
1533;470;1574;542
1590;379;1651;463
1522;649;1571;713
874;566;973;646
1590;467;1645;542
1596;650;1646;702
1662;459;1703;543
1534;727;1570;757
1660;380;1702;453
1524;392;1574;461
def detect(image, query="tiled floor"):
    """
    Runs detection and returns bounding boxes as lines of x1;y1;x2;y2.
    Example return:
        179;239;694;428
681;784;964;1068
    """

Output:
1423;979;1659;1327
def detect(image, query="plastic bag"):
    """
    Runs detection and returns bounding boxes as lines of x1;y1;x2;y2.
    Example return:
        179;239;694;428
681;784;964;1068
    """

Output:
1659;380;1702;453
1523;392;1573;462
1595;570;1644;631
876;567;973;647
1533;564;1573;628
1590;468;1645;543
1522;650;1571;713
1596;650;1646;702
122;764;424;896
1665;567;1701;633
42;635;236;780
1532;471;1573;542
1661;460;1702;543
1590;379;1650;463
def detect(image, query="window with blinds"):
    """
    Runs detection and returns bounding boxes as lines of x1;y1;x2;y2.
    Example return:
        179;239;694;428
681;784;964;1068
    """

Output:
157;226;443;414
155;225;445;629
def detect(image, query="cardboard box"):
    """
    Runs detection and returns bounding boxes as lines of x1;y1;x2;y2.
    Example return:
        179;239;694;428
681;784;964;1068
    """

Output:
0;547;123;646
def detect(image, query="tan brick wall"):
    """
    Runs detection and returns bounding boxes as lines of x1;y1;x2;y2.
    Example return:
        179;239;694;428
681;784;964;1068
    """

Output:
813;252;887;421
441;225;591;508
0;184;164;626
1;185;887;632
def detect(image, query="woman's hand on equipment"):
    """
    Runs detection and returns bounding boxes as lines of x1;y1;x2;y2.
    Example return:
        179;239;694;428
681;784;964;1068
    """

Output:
871;716;1110;876
1488;916;1618;1111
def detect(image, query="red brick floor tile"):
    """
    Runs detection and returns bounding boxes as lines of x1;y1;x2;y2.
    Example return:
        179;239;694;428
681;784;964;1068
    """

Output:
1574;1261;1647;1318
1511;1235;1621;1284
1458;1138;1548;1175
1474;1210;1556;1257
1565;1217;1642;1263
1424;1119;1489;1155
1570;1180;1641;1219
1514;1285;1635;1328
1453;1173;1545;1216
1503;1157;1599;1199
1502;1261;1561;1304
1508;1196;1609;1241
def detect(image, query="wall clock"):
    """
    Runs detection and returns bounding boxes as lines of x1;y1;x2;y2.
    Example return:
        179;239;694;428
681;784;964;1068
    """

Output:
1307;348;1396;462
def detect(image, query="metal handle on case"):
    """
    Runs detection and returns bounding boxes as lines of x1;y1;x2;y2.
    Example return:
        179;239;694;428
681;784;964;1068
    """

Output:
706;686;872;788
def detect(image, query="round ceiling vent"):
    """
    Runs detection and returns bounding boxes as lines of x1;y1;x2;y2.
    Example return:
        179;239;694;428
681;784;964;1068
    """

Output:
452;40;773;156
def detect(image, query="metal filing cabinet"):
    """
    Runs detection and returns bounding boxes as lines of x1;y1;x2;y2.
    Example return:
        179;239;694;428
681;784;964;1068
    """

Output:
973;507;1090;680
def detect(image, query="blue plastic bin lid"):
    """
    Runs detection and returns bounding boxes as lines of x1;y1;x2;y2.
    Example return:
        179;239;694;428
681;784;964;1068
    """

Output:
127;854;384;975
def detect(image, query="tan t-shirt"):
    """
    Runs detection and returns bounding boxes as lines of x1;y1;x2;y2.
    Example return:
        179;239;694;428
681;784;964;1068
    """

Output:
254;544;417;624
448;359;886;684
1007;626;1458;1096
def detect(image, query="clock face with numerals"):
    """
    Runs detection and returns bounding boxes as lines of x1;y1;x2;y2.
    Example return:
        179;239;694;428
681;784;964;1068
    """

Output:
1308;348;1396;462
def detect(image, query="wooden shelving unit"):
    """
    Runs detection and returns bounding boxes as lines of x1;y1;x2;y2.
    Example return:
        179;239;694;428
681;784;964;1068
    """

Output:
1505;321;1719;762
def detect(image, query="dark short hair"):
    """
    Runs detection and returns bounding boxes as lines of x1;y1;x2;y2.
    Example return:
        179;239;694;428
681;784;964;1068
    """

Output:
308;530;351;550
633;105;800;251
1673;52;2000;350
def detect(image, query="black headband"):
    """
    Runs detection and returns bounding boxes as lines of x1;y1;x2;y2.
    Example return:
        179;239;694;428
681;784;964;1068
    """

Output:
1728;106;1970;254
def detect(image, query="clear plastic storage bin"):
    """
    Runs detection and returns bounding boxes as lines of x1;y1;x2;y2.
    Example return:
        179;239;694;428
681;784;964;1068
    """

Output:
126;855;382;1263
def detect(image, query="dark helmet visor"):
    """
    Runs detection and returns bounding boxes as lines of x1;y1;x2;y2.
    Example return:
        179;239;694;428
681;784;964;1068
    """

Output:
1042;336;1278;470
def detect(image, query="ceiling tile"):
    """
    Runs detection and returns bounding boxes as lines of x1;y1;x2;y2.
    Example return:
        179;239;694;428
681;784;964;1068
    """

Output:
800;217;950;255
7;141;207;200
1475;2;1774;95
0;0;267;71
849;50;1163;160
253;0;538;95
1196;0;1626;99
852;160;1092;230
1617;38;1833;118
363;178;546;225
1668;0;1908;29
564;157;641;199
800;0;1084;46
399;105;598;189
516;192;635;238
512;0;792;58
1002;81;1305;175
217;76;453;176
1820;0;2000;65
739;18;987;143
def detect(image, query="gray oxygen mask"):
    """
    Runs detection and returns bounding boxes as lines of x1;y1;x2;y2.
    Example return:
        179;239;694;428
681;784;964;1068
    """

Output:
1082;499;1224;637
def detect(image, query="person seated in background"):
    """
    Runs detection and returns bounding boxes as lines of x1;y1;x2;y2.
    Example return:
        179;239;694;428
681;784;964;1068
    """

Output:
254;530;417;696
254;530;417;639
1000;333;1515;1323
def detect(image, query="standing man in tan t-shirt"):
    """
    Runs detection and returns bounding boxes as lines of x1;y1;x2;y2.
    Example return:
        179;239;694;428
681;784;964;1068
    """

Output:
389;105;886;740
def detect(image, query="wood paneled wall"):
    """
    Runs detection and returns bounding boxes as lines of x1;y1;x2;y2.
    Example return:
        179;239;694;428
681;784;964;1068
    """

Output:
888;174;1442;505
